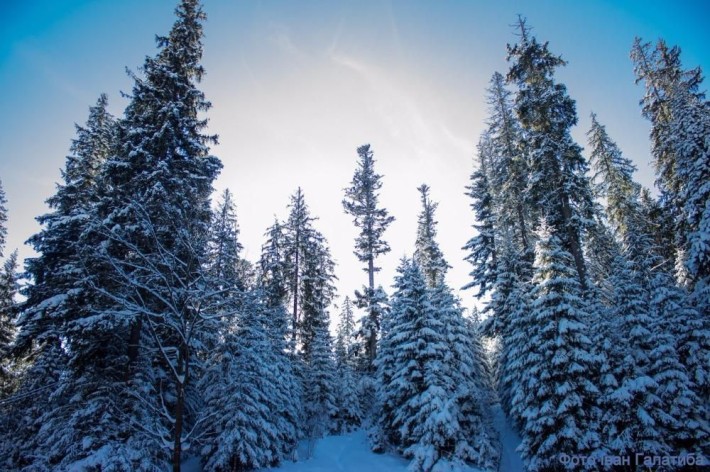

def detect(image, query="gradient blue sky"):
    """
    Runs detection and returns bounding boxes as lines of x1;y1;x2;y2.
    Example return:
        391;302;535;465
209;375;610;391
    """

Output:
1;0;708;313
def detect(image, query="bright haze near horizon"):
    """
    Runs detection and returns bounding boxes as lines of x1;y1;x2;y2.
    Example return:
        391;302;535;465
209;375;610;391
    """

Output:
1;0;708;322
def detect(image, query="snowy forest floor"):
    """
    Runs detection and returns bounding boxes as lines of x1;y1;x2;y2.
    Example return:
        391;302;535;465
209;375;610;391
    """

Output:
182;404;524;472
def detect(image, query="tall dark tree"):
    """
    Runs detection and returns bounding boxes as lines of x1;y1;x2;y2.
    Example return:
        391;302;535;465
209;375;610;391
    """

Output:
5;94;116;470
283;188;336;355
631;38;710;292
485;72;533;270
77;1;222;469
463;134;499;297
343;144;395;367
506;17;595;289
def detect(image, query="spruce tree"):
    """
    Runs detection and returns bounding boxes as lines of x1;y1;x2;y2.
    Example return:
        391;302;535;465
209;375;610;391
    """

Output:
6;95;117;470
463;134;499;297
343;144;395;367
631;38;710;291
200;291;298;470
485;72;533;269
0;250;18;397
207;188;246;291
79;1;222;468
506;18;595;289
414;184;449;288
0;180;7;260
514;222;601;471
333;297;363;432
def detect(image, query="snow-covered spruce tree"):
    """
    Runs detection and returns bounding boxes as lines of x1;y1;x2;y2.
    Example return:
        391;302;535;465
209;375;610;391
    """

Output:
200;289;299;471
283;187;336;350
302;323;338;456
280;188;337;438
0;250;18;397
483;232;532;429
3;94;116;470
376;258;497;471
430;282;500;471
647;271;709;452
414;184;450;289
485;72;533;272
463;133;499;298
632;38;710;292
586;113;643;237
0;181;16;396
507;18;595;290
77;1;222;469
343;144;395;369
207;188;250;292
599;254;673;460
514;221;601;471
255;220;302;459
0;180;7;259
333;296;363;433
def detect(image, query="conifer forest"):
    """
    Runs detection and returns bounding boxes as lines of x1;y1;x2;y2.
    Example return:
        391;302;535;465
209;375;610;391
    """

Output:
0;1;708;471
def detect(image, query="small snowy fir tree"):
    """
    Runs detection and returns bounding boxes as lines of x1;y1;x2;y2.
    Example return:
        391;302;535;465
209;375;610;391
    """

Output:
334;297;364;432
515;222;601;471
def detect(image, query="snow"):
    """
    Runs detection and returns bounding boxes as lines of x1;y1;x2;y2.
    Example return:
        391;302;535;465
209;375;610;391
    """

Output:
492;405;524;472
185;419;524;472
266;430;410;472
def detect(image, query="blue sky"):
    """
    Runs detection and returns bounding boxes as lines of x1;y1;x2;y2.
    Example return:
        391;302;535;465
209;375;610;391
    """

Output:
1;0;708;311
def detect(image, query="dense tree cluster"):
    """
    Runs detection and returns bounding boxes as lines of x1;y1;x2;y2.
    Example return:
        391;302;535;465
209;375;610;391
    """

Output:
465;16;709;472
0;3;707;472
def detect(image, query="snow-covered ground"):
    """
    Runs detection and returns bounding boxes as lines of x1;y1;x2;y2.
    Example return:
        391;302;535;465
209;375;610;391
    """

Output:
492;405;524;472
184;408;524;472
265;430;410;472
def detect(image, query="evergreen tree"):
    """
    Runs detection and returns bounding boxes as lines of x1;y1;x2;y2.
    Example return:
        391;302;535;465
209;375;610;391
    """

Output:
376;259;497;471
282;188;336;355
5;94;117;470
0;251;18;397
207;188;245;291
75;1;222;468
514;222;601;471
200;291;298;471
0;180;7;260
343;144;395;367
302;324;338;455
463;133;499;297
507;18;595;289
586;113;643;236
631;38;710;291
414;184;449;288
333;297;363;432
485;72;533;271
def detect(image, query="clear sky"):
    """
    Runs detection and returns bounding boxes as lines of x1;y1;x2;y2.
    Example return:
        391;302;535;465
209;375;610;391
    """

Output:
1;0;708;317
